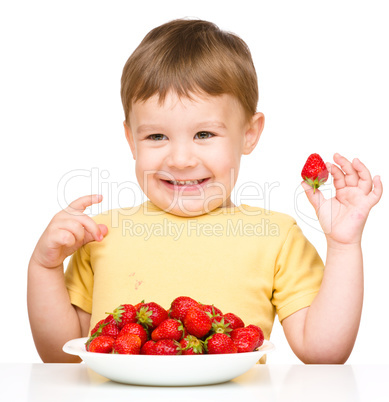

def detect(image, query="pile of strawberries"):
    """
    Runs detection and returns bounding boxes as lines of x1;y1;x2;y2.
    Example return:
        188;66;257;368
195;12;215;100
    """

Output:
86;296;264;355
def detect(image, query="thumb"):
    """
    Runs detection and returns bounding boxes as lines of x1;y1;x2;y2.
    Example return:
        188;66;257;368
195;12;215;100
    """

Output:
82;224;109;246
301;181;325;213
98;224;109;238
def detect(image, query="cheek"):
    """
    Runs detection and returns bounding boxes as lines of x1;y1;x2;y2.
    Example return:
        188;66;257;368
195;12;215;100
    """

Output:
210;145;242;174
134;157;149;187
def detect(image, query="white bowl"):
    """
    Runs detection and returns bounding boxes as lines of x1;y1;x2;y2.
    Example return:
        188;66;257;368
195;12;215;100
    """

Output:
63;337;274;386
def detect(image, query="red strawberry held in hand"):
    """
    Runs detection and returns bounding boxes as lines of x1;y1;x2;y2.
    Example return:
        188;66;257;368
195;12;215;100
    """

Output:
301;153;329;193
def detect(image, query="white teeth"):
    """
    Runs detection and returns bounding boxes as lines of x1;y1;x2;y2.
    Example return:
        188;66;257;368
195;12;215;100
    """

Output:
167;179;205;185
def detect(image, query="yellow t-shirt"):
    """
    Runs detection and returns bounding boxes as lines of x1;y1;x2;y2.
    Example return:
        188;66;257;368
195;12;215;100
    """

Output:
65;201;324;347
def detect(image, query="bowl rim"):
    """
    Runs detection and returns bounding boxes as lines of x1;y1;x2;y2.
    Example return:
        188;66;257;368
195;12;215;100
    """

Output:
63;337;275;358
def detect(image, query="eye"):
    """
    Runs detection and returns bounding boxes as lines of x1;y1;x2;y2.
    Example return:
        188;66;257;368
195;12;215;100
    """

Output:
194;131;214;140
147;134;167;141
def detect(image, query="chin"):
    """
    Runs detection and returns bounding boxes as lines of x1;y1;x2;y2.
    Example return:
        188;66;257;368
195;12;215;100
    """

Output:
153;199;212;217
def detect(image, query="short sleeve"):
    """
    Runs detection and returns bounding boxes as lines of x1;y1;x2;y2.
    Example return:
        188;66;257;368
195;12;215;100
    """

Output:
64;245;94;314
272;224;324;322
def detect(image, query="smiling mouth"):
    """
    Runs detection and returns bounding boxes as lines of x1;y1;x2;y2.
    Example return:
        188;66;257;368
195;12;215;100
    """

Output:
163;178;208;186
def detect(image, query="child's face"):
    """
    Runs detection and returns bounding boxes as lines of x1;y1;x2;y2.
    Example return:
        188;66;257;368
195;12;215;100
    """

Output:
124;91;264;216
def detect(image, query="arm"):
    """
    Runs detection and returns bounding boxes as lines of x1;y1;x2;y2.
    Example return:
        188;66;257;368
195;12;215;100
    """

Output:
283;154;382;364
27;195;107;363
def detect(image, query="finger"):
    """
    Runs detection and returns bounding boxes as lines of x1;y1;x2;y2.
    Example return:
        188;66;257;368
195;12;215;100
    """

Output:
327;162;346;190
74;215;106;242
333;153;359;187
351;158;373;195
61;215;106;243
98;224;109;238
58;219;88;245
79;223;108;246
367;175;383;207
301;181;326;213
50;228;77;249
64;194;103;216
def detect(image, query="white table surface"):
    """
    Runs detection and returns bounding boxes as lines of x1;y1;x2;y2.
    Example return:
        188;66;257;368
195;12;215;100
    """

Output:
1;363;388;401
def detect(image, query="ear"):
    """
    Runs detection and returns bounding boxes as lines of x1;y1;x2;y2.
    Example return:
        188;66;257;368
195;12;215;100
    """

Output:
123;121;136;160
242;112;265;155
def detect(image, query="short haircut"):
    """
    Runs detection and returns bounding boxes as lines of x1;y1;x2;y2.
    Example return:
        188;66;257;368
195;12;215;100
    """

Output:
121;19;258;123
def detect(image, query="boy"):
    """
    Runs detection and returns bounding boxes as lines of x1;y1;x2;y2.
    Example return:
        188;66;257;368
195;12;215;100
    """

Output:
28;19;382;363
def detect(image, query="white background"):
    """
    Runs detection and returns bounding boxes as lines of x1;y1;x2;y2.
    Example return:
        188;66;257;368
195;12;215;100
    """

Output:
0;0;388;364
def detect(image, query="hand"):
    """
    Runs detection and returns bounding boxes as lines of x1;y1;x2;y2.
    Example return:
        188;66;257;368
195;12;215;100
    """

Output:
302;153;383;246
31;194;108;269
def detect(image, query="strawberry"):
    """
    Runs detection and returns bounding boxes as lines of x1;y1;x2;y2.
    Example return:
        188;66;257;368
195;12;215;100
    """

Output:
180;335;204;355
134;300;145;310
223;312;245;330
90;319;105;336
112;333;141;354
119;322;148;346
85;321;119;348
200;304;230;334
301;153;329;193
183;306;212;339
246;324;264;348
209;315;232;335
200;304;223;316
154;339;182;355
87;335;115;353
170;296;200;321
151;319;184;342
103;314;117;325
230;327;260;353
110;304;137;329
205;333;237;354
101;323;120;338
136;302;168;330
140;340;157;355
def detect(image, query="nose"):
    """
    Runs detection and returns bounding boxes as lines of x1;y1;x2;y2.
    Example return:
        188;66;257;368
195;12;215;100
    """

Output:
166;141;198;170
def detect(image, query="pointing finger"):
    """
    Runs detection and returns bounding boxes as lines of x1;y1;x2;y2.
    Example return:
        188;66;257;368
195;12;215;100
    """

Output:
64;194;103;216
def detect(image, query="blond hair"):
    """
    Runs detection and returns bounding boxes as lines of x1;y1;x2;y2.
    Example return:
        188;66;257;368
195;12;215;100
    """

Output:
121;19;258;123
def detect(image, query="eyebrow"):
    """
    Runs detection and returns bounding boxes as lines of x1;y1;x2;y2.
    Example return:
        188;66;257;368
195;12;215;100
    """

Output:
195;121;227;130
136;121;227;135
136;125;163;135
